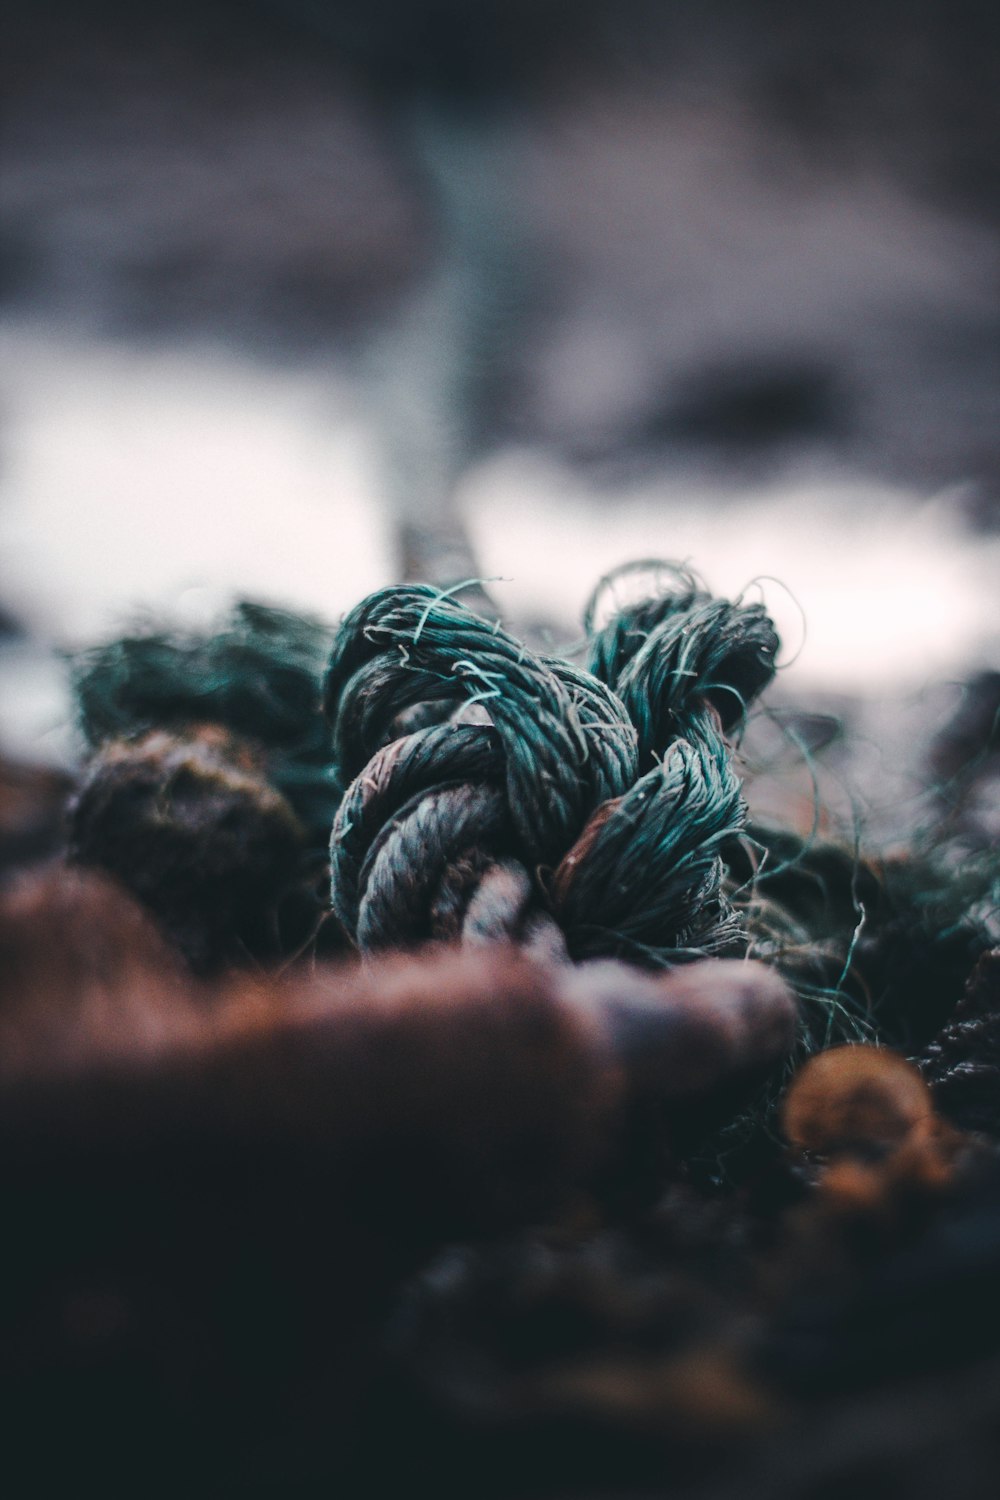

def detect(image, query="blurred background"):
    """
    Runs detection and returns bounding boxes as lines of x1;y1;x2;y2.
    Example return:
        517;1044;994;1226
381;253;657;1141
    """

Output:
1;0;998;823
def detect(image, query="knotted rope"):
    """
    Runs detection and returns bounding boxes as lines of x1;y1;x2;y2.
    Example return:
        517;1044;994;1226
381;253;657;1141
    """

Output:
325;562;779;964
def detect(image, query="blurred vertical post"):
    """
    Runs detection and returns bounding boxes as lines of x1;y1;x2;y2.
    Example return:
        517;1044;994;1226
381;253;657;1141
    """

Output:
260;1;542;617
370;100;531;618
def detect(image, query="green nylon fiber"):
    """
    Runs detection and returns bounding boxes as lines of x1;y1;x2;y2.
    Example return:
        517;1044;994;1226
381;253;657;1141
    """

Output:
330;722;505;937
553;733;746;962
324;584;637;864
324;565;778;962
584;564;779;768
356;783;509;951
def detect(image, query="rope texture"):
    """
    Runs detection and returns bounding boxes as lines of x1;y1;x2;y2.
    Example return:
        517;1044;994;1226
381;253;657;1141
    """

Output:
325;562;779;963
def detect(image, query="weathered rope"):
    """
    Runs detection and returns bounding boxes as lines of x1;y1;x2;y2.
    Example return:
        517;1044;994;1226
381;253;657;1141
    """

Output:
67;602;341;970
325;562;779;964
72;600;339;840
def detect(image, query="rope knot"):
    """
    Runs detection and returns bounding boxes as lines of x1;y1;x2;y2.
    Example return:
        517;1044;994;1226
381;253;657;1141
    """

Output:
326;563;779;963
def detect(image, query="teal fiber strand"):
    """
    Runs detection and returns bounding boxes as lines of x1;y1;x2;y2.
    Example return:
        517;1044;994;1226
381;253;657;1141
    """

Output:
584;567;779;766
323;564;778;964
554;735;746;960
324;585;636;863
356;783;509;951
329;723;505;940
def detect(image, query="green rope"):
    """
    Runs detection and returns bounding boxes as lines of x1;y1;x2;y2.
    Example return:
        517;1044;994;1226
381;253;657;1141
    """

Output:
325;562;778;964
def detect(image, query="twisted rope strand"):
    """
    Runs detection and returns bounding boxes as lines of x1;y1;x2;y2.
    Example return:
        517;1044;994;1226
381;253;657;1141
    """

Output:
325;563;778;963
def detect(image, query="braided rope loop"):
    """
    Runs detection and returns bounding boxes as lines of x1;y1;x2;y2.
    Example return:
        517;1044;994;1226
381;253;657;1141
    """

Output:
584;563;778;766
